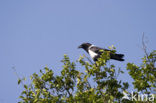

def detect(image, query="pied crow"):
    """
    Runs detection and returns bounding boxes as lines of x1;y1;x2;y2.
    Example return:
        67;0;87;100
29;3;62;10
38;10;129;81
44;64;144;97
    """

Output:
78;43;124;61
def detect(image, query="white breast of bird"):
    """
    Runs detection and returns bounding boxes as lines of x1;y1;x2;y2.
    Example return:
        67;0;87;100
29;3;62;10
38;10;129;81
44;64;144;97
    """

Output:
88;49;98;59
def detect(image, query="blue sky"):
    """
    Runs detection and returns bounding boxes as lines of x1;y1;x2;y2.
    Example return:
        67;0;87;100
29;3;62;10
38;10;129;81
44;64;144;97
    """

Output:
0;0;156;102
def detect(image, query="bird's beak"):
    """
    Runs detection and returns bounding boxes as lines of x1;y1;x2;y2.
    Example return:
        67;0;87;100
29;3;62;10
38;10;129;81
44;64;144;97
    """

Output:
78;45;82;49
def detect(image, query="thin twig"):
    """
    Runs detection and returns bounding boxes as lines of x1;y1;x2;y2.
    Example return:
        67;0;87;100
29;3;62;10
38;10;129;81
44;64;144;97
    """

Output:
86;56;94;65
142;32;149;60
12;67;24;86
12;67;29;99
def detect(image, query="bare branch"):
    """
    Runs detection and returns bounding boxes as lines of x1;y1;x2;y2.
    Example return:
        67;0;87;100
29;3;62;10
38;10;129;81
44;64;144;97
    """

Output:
142;32;149;61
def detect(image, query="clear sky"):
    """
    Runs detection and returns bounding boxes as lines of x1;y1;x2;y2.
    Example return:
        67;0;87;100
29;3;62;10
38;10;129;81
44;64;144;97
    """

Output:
0;0;156;102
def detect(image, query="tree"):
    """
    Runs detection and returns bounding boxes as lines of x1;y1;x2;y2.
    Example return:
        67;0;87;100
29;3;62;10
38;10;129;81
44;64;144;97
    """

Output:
18;46;156;103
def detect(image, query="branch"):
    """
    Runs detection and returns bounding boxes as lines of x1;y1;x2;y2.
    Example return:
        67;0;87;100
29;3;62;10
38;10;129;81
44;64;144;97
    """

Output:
86;56;94;65
142;32;149;60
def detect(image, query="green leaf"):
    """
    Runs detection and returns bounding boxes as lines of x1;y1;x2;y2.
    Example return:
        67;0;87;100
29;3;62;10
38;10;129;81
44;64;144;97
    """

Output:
18;79;21;85
24;85;28;89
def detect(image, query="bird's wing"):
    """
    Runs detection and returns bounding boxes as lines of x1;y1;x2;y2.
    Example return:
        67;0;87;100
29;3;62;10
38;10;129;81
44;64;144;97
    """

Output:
90;46;110;54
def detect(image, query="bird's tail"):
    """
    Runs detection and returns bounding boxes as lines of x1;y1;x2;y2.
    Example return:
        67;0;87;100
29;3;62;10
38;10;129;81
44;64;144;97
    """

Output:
111;53;124;61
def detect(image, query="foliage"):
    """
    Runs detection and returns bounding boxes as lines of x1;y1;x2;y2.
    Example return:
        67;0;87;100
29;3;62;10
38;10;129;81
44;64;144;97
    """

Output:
127;50;156;93
18;49;156;103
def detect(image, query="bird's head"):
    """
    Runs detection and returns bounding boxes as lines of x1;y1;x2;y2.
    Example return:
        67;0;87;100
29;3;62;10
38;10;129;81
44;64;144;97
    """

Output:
78;43;92;50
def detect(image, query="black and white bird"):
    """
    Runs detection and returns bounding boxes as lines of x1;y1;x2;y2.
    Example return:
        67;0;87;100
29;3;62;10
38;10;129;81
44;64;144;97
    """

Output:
78;43;124;62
